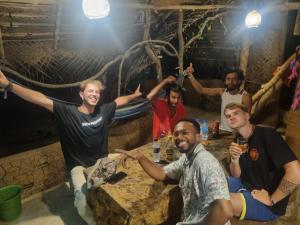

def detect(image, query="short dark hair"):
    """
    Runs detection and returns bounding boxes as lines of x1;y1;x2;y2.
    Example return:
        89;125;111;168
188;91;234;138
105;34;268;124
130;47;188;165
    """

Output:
166;83;183;96
175;118;200;133
222;68;244;82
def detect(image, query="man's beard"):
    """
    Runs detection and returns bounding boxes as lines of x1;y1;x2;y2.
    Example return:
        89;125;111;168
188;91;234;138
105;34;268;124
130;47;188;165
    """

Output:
176;141;196;154
226;85;239;92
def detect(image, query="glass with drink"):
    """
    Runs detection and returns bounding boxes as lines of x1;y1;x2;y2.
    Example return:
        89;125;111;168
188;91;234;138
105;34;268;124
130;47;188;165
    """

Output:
237;137;248;153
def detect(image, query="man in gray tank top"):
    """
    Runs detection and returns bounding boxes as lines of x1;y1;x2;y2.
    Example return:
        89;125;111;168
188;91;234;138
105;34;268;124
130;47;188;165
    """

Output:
186;63;252;132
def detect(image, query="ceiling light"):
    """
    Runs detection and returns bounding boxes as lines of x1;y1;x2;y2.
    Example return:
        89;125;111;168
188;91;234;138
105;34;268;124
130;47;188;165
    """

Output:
245;10;261;28
82;0;110;19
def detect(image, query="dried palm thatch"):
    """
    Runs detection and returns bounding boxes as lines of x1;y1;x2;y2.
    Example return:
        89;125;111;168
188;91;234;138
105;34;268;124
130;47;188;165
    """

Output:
0;0;235;94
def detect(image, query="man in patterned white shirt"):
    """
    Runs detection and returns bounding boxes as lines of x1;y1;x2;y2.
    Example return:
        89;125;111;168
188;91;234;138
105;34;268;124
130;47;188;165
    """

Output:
117;118;232;225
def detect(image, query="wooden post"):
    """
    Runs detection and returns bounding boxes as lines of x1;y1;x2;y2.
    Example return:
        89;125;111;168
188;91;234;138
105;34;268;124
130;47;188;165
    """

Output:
178;10;184;75
54;0;63;49
239;30;250;89
294;6;300;35
143;9;162;82
0;28;5;60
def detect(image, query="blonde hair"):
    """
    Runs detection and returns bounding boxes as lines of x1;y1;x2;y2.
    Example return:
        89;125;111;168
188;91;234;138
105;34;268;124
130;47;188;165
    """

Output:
224;102;248;115
79;80;105;92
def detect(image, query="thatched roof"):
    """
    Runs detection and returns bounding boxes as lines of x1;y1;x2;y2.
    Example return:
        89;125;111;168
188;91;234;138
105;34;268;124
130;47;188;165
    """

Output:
0;0;293;90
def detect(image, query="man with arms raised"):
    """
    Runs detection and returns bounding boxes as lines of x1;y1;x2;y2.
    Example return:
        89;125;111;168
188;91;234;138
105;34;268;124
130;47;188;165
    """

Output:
0;70;141;225
117;118;232;225
224;103;300;221
146;75;186;139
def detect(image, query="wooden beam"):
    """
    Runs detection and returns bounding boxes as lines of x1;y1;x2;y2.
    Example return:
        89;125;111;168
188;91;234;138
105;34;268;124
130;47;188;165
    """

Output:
119;2;300;11
54;0;63;49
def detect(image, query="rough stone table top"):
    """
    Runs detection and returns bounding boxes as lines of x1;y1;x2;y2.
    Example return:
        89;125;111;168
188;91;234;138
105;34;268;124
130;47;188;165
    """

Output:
87;133;234;225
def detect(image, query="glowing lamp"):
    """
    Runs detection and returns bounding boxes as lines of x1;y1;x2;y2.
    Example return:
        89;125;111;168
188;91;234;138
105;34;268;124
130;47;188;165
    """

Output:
245;10;261;28
82;0;110;19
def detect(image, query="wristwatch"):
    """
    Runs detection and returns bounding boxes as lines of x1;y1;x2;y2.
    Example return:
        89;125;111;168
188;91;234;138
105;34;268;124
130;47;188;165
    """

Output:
4;81;13;92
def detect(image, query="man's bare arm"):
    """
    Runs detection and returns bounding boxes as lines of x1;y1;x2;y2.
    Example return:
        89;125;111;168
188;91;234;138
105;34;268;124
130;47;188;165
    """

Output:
0;70;53;112
199;199;233;225
115;149;167;181
270;160;300;204
114;85;142;107
146;76;176;101
252;160;300;206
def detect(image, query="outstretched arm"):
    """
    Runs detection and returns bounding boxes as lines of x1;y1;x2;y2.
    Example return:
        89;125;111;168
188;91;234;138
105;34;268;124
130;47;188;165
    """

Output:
0;70;53;112
146;75;176;101
115;149;167;181
114;84;142;107
186;63;223;97
199;199;233;225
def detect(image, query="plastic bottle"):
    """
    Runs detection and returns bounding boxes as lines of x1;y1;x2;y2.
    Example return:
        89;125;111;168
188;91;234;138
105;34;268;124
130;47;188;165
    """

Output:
152;139;160;163
200;119;209;141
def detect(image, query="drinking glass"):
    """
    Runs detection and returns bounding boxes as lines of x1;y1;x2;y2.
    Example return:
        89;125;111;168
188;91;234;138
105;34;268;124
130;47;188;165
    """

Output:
237;137;248;153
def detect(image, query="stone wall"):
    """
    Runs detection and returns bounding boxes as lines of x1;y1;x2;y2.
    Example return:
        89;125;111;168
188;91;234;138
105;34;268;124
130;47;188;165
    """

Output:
0;142;65;198
0;112;153;199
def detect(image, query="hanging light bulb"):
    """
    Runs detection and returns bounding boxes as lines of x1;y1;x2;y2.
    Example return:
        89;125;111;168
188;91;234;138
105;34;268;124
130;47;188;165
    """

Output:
82;0;110;19
245;10;262;28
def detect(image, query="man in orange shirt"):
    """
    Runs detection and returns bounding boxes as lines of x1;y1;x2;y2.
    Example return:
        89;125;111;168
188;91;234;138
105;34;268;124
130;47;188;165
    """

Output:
146;76;186;139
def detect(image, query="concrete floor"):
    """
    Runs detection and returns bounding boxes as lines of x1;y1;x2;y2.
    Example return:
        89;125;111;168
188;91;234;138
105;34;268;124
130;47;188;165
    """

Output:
0;107;219;225
0;183;86;225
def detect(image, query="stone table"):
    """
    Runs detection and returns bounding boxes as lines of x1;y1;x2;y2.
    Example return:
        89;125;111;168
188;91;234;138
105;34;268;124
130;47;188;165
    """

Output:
88;133;234;225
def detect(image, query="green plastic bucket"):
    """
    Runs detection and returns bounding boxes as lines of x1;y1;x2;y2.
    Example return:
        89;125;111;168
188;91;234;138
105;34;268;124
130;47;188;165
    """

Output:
0;185;22;221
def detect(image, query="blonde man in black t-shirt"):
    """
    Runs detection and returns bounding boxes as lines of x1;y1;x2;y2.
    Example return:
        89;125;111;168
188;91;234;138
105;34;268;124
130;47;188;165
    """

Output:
0;71;142;225
224;102;300;222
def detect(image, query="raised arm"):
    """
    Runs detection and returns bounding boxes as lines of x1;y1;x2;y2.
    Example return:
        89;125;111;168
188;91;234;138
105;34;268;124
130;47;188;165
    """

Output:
0;70;53;112
146;75;176;101
186;63;223;97
114;84;142;107
115;149;167;181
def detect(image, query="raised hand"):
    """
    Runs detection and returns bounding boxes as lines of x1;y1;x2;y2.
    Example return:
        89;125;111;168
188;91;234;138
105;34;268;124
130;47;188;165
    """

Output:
185;63;194;76
0;70;10;89
133;84;142;97
164;75;177;84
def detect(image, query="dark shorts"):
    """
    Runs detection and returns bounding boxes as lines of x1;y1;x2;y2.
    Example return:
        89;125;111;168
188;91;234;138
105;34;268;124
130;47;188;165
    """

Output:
228;177;279;221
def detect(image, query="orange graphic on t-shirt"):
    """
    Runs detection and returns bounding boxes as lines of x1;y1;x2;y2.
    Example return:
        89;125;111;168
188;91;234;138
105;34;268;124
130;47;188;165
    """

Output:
249;148;259;161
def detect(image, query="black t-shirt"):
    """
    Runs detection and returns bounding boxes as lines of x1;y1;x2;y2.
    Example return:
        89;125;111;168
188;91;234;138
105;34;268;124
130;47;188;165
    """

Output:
53;101;116;171
239;126;297;216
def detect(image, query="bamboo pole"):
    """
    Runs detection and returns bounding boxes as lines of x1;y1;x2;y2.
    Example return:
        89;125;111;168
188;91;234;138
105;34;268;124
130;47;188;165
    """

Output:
252;53;295;104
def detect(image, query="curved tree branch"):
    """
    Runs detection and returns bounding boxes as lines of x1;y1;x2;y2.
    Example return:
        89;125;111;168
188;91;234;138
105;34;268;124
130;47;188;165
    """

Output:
0;55;123;88
184;11;229;49
117;40;179;96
